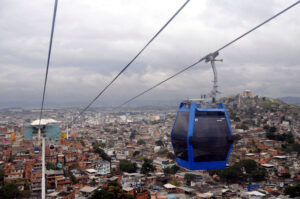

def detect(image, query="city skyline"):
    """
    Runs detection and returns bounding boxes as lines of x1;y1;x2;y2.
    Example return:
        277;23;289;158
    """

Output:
0;0;299;108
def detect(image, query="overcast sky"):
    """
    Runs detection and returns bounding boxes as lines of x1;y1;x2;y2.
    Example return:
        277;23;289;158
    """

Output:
0;0;299;108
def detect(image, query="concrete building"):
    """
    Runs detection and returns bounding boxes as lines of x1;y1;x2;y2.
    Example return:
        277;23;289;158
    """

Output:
243;90;253;98
24;119;60;141
95;160;110;175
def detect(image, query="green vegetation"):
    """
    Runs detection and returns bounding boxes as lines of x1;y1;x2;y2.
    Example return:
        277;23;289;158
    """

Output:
155;140;164;146
266;131;294;143
264;125;277;133
22;180;31;198
236;122;249;130
93;141;106;148
107;140;114;148
89;181;133;199
0;183;31;198
0;169;4;185
0;183;20;198
209;159;267;183
281;143;300;154
151;120;161;125
46;162;60;170
80;139;86;147
69;163;80;171
232;134;242;141
70;172;78;184
119;160;137;173
169;180;181;186
137;139;146;145
163;165;179;175
167;152;175;160
156;148;168;155
132;151;140;157
90;179;97;187
184;173;196;185
93;143;111;161
129;131;136;140
141;158;155;175
284;183;300;198
292;143;300;153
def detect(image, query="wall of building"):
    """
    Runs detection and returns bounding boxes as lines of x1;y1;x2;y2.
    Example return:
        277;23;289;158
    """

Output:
24;123;60;141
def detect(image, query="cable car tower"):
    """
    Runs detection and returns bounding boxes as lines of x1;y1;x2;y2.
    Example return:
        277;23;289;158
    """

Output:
171;52;234;170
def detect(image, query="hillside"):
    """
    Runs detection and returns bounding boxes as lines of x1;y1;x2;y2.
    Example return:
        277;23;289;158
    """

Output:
219;95;300;135
280;96;300;106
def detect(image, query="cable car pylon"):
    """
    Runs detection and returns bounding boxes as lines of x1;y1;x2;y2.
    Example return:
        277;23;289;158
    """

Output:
205;52;223;103
171;52;234;170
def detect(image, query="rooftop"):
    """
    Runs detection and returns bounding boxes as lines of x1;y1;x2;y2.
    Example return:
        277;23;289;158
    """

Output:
31;119;59;126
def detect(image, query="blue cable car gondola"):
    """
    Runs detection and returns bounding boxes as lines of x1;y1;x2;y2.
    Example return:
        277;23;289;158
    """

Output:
34;146;40;154
171;52;233;170
171;101;233;170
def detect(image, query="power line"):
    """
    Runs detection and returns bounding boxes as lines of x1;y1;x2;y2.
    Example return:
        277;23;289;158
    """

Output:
115;59;204;109
116;0;300;108
39;0;59;125
217;0;300;52
71;0;191;124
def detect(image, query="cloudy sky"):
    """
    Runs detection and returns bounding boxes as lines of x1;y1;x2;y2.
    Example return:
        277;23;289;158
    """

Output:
0;0;299;108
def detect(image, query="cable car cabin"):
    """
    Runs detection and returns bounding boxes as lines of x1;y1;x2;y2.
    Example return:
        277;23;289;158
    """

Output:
171;101;233;170
34;146;40;154
50;144;55;150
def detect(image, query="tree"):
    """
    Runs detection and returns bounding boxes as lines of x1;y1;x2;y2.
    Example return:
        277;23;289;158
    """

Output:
80;140;86;147
93;146;111;162
69;171;78;184
132;151;140;157
141;158;155;175
156;149;168;155
107;140;114;148
232;134;242;141
0;169;4;185
155;140;164;146
69;164;80;171
167;152;175;160
184;174;196;185
263;125;270;131
20;180;31;198
240;123;249;130
129;131;136;140
90;179;97;187
169;180;181;186
89;181;133;199
266;132;276;140
292;143;300;154
284;183;300;198
163;165;179;175
119;160;137;173
46;162;60;170
0;183;20;199
269;126;277;133
137;139;146;145
208;159;266;183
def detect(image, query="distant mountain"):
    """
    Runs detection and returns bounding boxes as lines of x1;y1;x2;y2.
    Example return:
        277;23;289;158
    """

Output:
280;97;300;106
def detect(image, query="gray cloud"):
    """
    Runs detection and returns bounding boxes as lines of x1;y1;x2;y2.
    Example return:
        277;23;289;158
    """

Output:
0;0;299;108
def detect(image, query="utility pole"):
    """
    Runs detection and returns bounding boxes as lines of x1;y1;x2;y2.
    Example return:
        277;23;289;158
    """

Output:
42;137;46;199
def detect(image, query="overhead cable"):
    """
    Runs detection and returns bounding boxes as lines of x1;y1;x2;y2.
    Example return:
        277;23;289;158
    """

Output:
71;0;191;123
39;0;59;126
116;0;300;108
